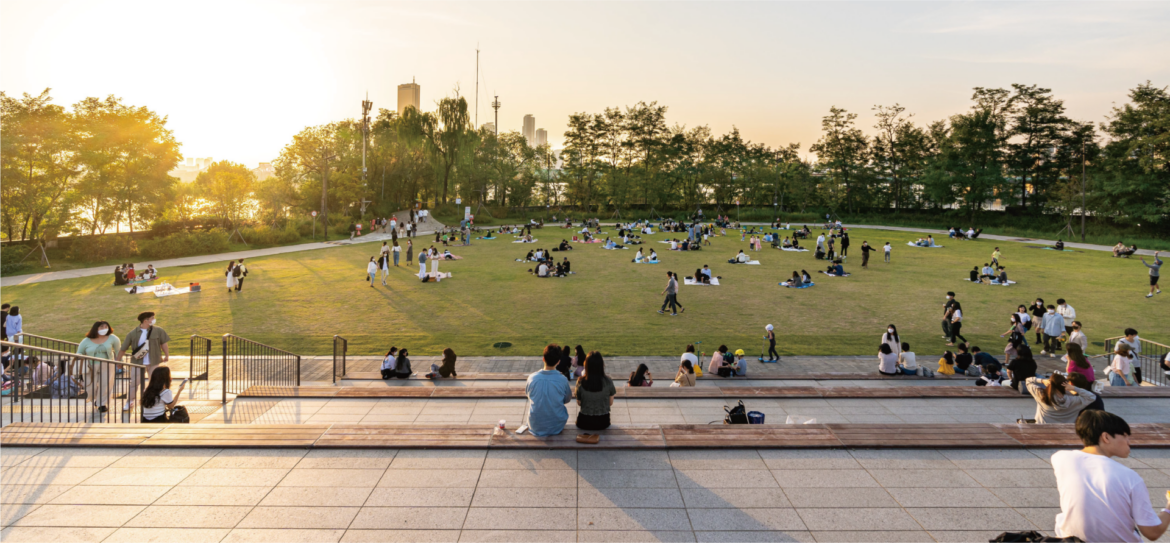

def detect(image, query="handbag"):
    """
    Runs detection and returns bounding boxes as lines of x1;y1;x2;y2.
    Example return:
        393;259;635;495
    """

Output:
131;327;152;360
724;400;748;424
168;405;190;423
1134;366;1143;385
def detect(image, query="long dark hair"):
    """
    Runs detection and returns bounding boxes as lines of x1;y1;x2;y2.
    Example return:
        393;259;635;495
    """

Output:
1066;343;1091;369
884;324;899;345
629;363;650;386
579;351;606;392
85;321;113;339
142;366;172;409
680;359;694;374
575;345;586;362
561;345;572;364
397;349;409;363
1041;373;1069;406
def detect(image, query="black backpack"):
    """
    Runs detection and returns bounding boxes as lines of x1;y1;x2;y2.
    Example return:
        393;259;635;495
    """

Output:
724;400;748;424
991;531;1082;543
169;405;190;423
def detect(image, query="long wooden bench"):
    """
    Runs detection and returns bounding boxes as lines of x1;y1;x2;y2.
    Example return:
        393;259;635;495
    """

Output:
6;422;1170;449
238;385;1170;400
342;371;977;381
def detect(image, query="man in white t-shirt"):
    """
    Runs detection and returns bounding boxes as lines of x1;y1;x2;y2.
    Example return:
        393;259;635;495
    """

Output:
1052;410;1170;542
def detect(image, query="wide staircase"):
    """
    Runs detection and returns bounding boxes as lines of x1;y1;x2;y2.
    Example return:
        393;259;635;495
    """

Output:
4;333;1169;450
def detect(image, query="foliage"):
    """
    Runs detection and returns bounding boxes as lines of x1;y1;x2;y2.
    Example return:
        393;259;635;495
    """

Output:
0;245;33;274
138;230;229;260
237;225;301;248
66;234;139;262
194;161;256;226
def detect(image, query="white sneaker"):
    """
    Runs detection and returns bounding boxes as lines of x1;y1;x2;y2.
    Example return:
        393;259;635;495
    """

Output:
1040;350;1048;355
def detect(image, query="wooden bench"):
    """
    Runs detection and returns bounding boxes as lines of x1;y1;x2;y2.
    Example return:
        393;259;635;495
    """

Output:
238;385;1170;400
6;422;1169;449
342;371;977;381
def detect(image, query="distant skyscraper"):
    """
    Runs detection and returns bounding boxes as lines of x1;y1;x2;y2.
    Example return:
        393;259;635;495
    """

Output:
522;115;535;145
535;129;547;147
482;122;495;133
398;78;420;115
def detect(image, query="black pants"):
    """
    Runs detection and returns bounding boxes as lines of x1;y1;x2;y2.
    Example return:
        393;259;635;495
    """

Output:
1044;334;1062;352
950;322;967;344
768;341;778;360
862;254;869;267
576;413;611;431
381;369;395;380
235;277;244;291
661;293;680;313
143;413;169;423
942;319;952;338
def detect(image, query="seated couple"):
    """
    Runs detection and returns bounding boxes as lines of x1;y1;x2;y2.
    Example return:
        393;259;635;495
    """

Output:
380;347;413;379
783;270;814;286
690;265;718;284
913;236;938;247
877;342;919;376
526;345;616;435
603;238;625;250
632;249;659;263
1113;242;1138;257
523;249;548;262
824;260;846;276
706;345;747;377
771;220;791;229
728;250;751;264
556;240;573;251
670;239;699;251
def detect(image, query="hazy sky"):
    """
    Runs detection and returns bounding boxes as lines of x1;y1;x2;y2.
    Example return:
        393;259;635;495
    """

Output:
2;1;1167;168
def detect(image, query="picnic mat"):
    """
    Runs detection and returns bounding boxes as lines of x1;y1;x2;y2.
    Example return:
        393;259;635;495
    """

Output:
476;236;497;240
513;239;538;243
634;259;660;264
820;272;851;277
964;278;1016;285
125;284;166;294
439;254;464;260
684;277;720;286
781;282;814;289
780;247;809;252
154;286;196;298
1025;245;1075;252
744;260;761;265
422;272;453;280
907;242;944;248
572;239;603;244
603;246;630;250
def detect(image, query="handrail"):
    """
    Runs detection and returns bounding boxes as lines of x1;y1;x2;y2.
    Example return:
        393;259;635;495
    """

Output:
12;332;81;351
1103;336;1169;387
0;340;149;369
333;335;347;384
220;333;301;403
1102;336;1170;354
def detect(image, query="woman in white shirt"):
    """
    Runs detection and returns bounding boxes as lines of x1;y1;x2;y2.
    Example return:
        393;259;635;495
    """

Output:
634;249;644;263
141;366;185;423
897;342;918;376
367;257;378;287
881;325;902;355
1109;344;1136;387
380;347;399;379
430;249;440;275
878;343;899;376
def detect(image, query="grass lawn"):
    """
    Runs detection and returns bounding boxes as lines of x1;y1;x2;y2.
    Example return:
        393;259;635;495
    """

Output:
2;226;1165;357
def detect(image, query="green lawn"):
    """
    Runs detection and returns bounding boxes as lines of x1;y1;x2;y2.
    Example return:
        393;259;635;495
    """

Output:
2;227;1165;357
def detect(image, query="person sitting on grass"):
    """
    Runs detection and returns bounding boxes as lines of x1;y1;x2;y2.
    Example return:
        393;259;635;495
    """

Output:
575;351;617;431
878;343;899;376
648;249;658;262
1050;410;1170;543
628;363;653;387
634;248;644;262
380;347;399;379
969;266;980;282
1025;373;1097;424
995;266;1008;285
801;269;813;284
527;344;573;437
825;260;845;276
1055;239;1065;251
535;261;550;278
561;257;572;274
897;342;918;376
729;250;749;264
784;271;802;287
980;263;995;282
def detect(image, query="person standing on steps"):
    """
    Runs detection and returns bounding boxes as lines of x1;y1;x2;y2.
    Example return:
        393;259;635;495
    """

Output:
233;259;248;292
1141;251;1162;298
117;311;170;412
764;324;778;362
659;271;682;316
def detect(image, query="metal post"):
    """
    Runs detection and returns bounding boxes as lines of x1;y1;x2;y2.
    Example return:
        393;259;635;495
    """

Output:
221;335;228;404
1081;139;1086;243
296;356;301;386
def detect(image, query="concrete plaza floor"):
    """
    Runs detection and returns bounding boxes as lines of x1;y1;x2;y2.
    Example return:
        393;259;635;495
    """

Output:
3;447;1169;543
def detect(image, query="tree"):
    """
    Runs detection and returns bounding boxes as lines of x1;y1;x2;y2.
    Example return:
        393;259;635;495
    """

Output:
871;104;930;210
1095;82;1170;226
0;89;78;241
925;109;1005;219
401;92;472;205
1007;84;1070;209
810;107;869;213
194;161;255;226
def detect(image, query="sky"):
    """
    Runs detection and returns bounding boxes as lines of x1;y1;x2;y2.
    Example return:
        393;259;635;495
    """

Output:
2;1;1168;168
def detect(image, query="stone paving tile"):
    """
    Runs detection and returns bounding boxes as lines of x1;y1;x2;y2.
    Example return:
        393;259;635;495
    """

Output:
579;469;680;489
349;507;469;530
237;507;359;529
278;468;385;487
260;487;373;507
884;487;1007;508
1;466;103;486
378;469;482;488
772;470;878;488
795;508;920;531
867;469;980;488
809;531;934;542
155;486;272;506
462;507;576;530
11;504;145;527
848;450;955;470
390;450;486;469
0;527;118;543
111;449;221;469
963;469;1056;488
1014;507;1061;532
340;530;460;542
578;508;692;531
986;487;1061;508
694;531;814;542
0;448;45;468
578;530;697;542
675;470;778;488
905;507;1034;531
460;530;578;542
578;488;685;509
470;488;576;508
179;468;290;487
782;488;897;509
363;487;473;507
80;467;195;486
104;527;231;543
669;450;767;470
928;531;1012;543
0;485;72;505
14;448;129;469
482;450;577;470
757;450;861;470
476;469;578;488
204;449;306;469
222;528;345;543
126;505;252;528
48;485;171;505
295;449;397;469
579;451;673;470
681;488;792;509
688;508;808;531
936;449;1051;469
1;504;41;527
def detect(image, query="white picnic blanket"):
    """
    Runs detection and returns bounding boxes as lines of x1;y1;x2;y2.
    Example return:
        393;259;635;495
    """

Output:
907;242;943;248
744;260;761;265
603;246;629;250
513;239;538;243
820;271;851;277
780;247;809;252
125;285;163;294
684;277;720;286
964;278;1017;285
154;286;195;298
658;241;674;245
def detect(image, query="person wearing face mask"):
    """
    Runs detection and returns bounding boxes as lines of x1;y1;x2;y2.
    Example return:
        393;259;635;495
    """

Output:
117;311;171;411
78;321;121;414
941;292;957;340
1040;304;1066;357
882;324;902;355
1030;298;1047;346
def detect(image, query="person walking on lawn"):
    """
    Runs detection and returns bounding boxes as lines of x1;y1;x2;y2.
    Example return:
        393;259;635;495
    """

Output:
659;271;683;316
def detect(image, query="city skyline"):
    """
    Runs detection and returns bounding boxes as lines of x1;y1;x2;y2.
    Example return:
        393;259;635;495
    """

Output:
2;1;1166;167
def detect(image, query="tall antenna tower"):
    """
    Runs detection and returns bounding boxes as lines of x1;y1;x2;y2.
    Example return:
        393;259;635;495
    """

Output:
491;95;500;137
475;46;479;128
361;93;372;182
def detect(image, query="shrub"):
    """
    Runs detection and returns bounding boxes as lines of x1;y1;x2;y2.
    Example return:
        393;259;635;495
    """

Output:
67;235;139;262
238;225;302;247
139;230;229;259
1;244;33;274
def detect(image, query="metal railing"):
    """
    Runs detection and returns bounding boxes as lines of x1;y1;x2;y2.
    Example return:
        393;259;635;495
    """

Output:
2;340;150;424
187;335;213;399
333;335;347;384
1104;336;1169;387
221;334;301;403
12;332;80;354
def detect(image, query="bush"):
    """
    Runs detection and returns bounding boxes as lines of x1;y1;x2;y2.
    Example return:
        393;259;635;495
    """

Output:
139;230;230;259
1;244;33;274
67;235;139;262
238;225;302;247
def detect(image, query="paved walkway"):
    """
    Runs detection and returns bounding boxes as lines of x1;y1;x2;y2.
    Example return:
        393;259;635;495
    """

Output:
4;446;1169;542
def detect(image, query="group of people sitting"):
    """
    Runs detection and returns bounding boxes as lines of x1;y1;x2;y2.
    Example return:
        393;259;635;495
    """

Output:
113;263;158;285
777;237;803;249
1113;242;1138;257
380;347;459;380
783;270;815;286
912;236;940;247
949;227;984;240
770;220;792;229
667;238;700;251
531;257;572;278
791;226;812;239
632;248;659;263
970;263;1009;284
688;265;719;284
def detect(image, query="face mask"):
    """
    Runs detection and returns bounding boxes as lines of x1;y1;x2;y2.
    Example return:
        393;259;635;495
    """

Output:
98;328;109;336
887;328;894;334
150;319;157;327
1048;310;1055;315
946;296;953;300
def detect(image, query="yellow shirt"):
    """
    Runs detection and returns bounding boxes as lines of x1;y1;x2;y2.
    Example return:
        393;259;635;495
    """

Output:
937;357;955;375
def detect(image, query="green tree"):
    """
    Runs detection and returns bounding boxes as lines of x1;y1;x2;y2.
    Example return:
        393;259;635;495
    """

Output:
194;161;256;226
1095;82;1170;226
1007;84;1070;209
810;107;869;213
0;89;78;241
